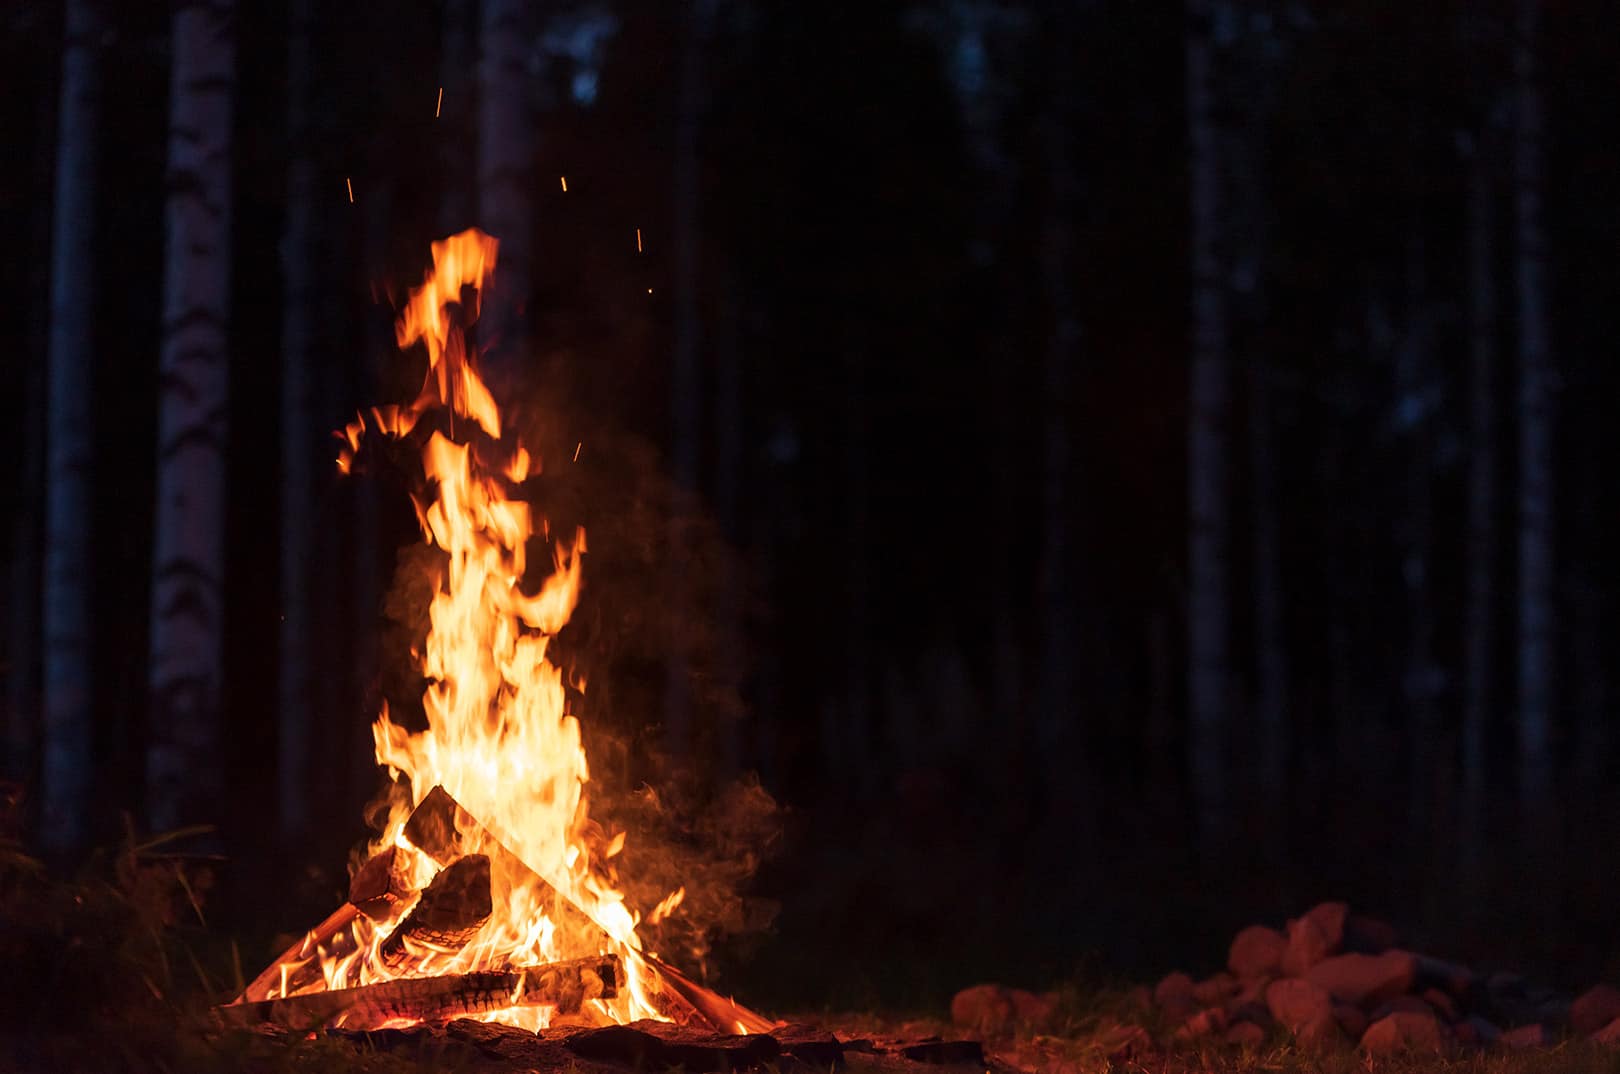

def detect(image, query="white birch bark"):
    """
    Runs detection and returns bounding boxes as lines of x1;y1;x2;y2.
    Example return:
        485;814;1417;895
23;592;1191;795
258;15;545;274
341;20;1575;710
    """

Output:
148;0;234;833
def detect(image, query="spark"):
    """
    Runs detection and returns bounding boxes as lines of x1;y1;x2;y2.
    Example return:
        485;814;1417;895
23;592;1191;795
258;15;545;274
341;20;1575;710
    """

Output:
436;87;443;117
560;176;568;192
573;442;582;462
647;288;653;294
346;177;354;203
636;228;642;252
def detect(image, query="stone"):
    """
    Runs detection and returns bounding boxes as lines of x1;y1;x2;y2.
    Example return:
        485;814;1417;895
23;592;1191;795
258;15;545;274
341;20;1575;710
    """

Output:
1265;978;1338;1046
1414;954;1477;999
1499;1023;1547;1049
1193;973;1239;1007
1280;903;1348;978
1154;972;1197;1023
1360;1011;1448;1055
1304;951;1418;1008
1228;926;1286;980
1225;1000;1272;1029
1332;1003;1367;1039
950;984;1014;1036
1343;914;1397;954
1487;971;1527;999
1593;1015;1620;1045
1174;1006;1228;1039
1225;1021;1266;1048
1370;995;1435;1022
1462;1016;1501;1046
1421;987;1458;1022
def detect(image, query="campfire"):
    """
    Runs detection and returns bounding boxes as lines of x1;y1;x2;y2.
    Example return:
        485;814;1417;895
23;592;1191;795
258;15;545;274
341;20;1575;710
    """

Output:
225;230;769;1036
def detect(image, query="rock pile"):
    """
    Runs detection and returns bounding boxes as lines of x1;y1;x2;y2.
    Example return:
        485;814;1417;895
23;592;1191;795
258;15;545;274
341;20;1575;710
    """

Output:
1147;901;1620;1055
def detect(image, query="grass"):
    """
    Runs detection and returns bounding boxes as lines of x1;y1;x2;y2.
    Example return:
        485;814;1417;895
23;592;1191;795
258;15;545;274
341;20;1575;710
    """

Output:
3;828;1618;1073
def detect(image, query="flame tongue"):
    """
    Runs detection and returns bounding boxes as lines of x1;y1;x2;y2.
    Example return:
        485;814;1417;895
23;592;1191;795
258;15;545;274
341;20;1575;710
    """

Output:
327;229;656;1027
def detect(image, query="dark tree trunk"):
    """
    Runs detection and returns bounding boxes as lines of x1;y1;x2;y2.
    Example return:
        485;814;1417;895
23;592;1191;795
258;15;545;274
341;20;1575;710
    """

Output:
1461;148;1495;875
277;0;316;843
148;0;235;833
1247;352;1285;818
477;0;533;375
41;0;103;851
437;0;476;234
665;0;715;760
1512;0;1554;840
1185;0;1230;855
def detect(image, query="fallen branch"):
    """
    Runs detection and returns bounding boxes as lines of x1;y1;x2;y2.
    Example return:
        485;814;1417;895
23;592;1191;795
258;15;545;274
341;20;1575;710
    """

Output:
218;954;621;1031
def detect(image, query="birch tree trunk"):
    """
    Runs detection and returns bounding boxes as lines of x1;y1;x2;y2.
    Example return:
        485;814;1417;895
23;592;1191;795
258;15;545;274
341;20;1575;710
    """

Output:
1185;0;1230;854
148;0;235;834
477;0;533;381
277;0;316;841
1461;149;1495;874
1513;0;1554;839
41;0;103;851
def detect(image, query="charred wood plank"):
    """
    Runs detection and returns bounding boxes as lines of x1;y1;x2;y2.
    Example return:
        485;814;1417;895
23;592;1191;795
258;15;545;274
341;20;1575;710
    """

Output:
218;954;621;1031
379;853;491;967
349;845;415;918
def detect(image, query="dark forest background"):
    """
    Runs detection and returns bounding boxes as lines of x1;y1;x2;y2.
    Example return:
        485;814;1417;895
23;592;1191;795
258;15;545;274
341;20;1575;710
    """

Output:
3;0;1620;1010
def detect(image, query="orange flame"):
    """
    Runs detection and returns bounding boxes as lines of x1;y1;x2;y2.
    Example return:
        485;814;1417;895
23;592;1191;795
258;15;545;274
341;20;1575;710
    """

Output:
309;229;671;1028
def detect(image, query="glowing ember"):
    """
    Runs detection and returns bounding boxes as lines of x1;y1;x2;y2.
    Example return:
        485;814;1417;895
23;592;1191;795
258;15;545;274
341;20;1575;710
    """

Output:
306;229;669;1028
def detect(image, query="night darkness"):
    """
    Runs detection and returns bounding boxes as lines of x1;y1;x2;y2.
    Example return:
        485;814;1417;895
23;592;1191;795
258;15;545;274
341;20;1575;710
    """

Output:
5;0;1620;1061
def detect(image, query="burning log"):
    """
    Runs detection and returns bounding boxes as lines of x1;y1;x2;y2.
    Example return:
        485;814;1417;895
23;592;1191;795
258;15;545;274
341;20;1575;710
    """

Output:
403;785;775;1034
237;846;418;1003
219;954;620;1031
349;845;414;918
379;853;492;968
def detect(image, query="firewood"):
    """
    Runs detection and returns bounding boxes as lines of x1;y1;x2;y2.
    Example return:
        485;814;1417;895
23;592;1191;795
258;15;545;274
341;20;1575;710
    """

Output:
238;903;360;1004
401;785;775;1034
350;845;414;918
238;845;421;1003
218;954;621;1031
379;853;492;967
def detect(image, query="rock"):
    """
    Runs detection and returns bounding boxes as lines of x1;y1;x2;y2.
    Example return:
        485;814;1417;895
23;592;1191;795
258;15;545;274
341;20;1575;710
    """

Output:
1155;972;1197;1023
1343;914;1397;954
1333;1003;1367;1039
950;984;1014;1036
1193;973;1238;1007
1225;1021;1266;1048
1370;995;1436;1023
900;1041;985;1065
1360;1011;1448;1055
1487;971;1527;999
1462;1016;1501;1046
1499;1023;1547;1049
1125;985;1152;1012
1304;951;1418;1008
1265;978;1339;1046
1535;996;1570;1029
1422;987;1459;1023
1414;955;1477;999
1009;989;1058;1031
1226;1000;1272;1029
1593;1015;1620;1045
1280;903;1348;977
1228;926;1286;980
1175;1007;1228;1039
